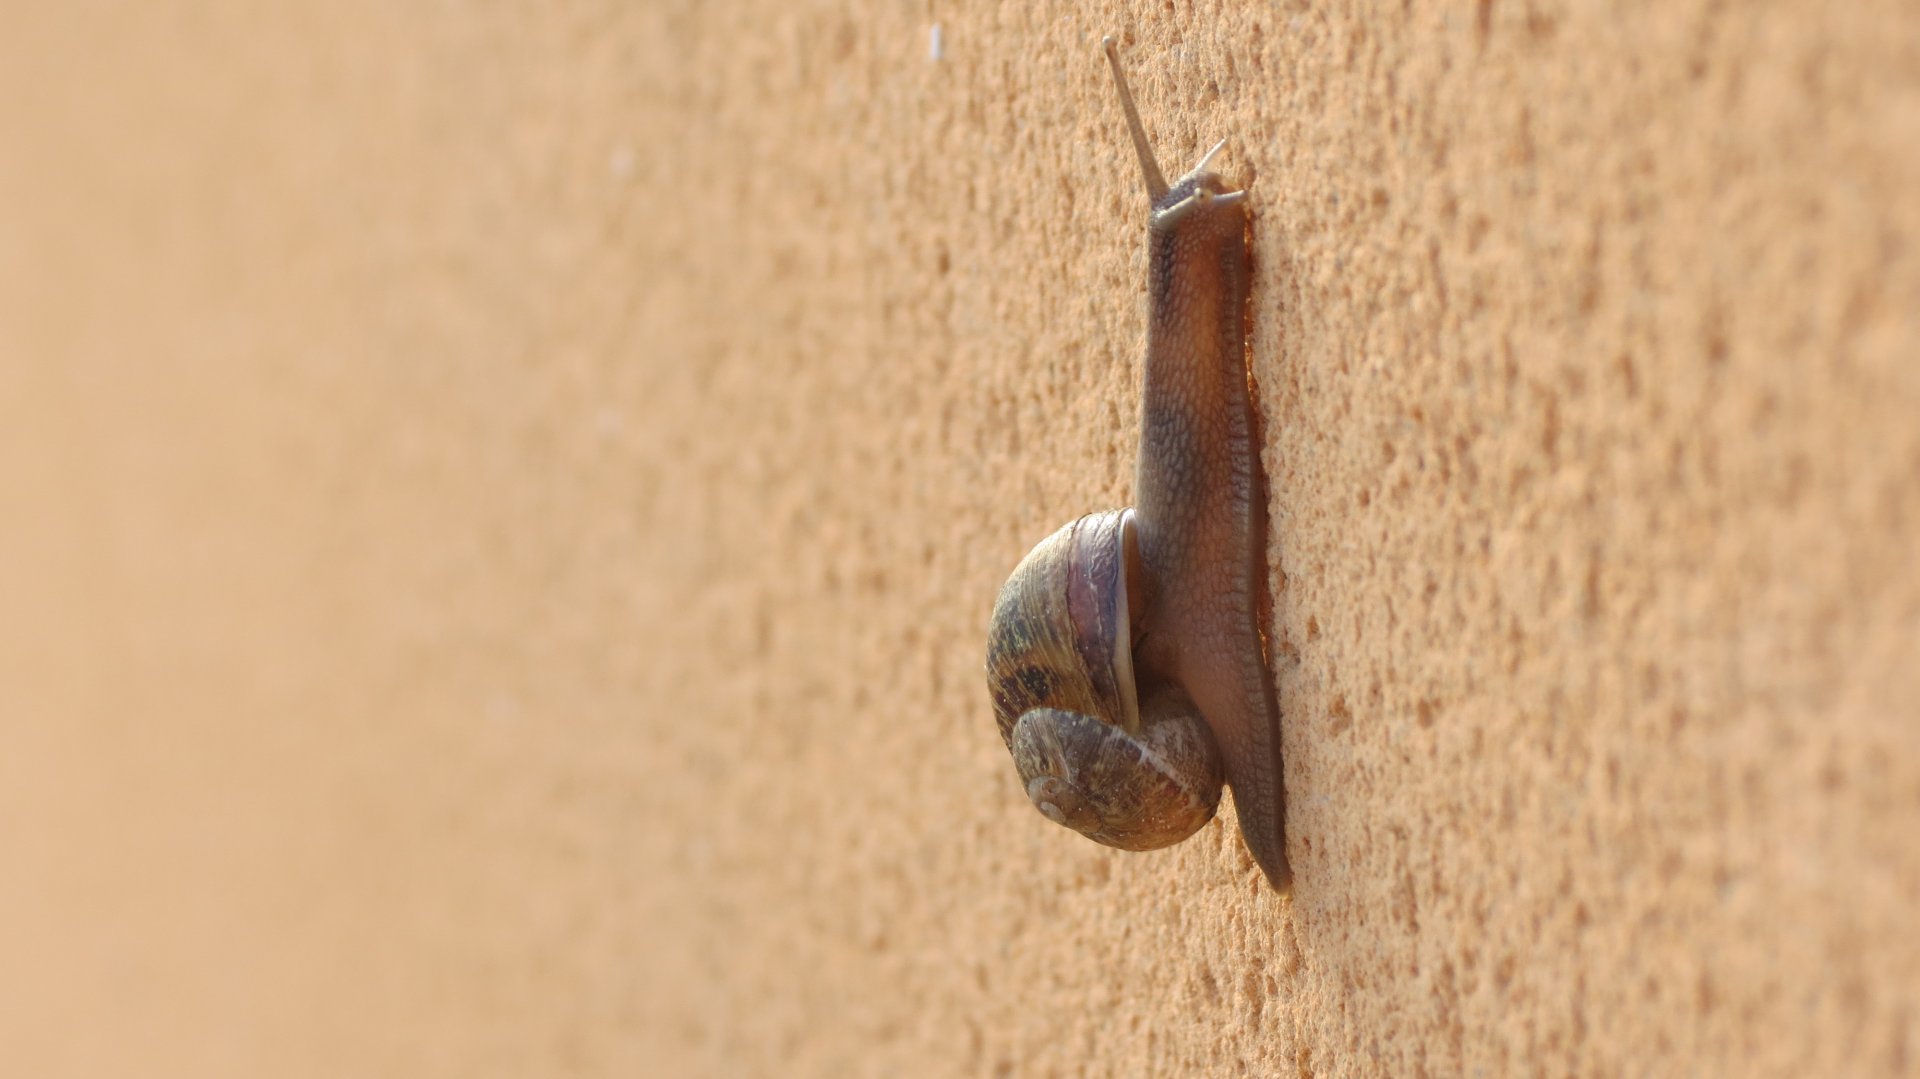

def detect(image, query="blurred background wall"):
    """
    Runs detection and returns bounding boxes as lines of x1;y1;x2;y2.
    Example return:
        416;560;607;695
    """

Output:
1;2;1916;1075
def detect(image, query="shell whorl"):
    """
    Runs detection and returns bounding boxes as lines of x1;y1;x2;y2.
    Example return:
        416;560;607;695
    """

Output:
986;510;1224;850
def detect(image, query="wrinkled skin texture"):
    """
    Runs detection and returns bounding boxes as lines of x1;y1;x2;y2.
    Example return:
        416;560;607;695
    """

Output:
1131;166;1289;891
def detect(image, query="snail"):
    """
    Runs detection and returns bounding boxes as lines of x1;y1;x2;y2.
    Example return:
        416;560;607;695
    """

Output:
985;38;1290;892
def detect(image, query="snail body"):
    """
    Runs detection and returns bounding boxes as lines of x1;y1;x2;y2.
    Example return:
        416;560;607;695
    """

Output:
985;39;1290;891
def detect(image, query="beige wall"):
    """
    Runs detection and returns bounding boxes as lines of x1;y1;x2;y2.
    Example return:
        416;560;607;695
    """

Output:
2;2;1917;1075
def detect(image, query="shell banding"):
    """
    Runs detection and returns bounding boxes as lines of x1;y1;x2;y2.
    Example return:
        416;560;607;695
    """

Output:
986;510;1224;850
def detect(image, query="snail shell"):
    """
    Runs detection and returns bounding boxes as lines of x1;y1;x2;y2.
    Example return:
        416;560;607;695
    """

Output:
986;510;1224;850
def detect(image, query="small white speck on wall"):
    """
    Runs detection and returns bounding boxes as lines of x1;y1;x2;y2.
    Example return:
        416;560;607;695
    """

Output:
608;144;636;180
928;23;942;62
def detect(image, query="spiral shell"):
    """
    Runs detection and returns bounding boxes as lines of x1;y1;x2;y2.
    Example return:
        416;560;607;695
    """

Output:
985;510;1224;850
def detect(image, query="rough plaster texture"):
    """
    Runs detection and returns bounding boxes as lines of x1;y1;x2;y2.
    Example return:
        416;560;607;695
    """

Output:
2;2;1917;1076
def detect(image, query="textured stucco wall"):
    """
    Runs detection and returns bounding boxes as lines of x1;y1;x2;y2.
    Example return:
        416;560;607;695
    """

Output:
2;2;1917;1076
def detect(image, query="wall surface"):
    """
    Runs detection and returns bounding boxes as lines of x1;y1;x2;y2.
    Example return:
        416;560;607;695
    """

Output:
2;1;1917;1076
